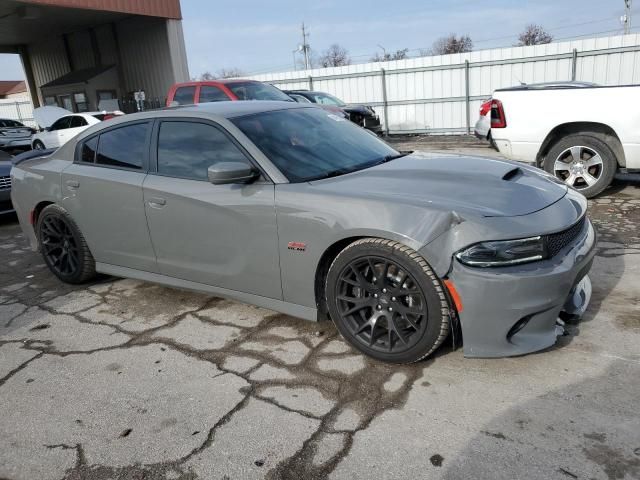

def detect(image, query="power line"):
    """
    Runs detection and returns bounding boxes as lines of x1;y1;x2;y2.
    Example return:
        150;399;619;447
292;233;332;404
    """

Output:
246;14;638;75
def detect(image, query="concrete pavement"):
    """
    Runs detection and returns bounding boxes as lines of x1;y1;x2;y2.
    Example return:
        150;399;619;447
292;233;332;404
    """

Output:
1;138;639;480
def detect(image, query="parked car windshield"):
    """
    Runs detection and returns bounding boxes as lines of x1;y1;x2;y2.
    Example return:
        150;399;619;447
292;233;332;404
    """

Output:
311;93;346;106
0;119;26;128
232;107;400;182
227;82;293;102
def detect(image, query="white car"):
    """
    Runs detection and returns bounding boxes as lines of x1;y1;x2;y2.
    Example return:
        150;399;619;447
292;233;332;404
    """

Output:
490;82;638;198
31;107;122;150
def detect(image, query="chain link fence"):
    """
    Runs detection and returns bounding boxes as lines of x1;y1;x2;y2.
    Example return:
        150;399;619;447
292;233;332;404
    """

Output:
0;100;36;128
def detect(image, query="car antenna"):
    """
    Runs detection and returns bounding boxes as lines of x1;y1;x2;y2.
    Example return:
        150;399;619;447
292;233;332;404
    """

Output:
513;73;526;86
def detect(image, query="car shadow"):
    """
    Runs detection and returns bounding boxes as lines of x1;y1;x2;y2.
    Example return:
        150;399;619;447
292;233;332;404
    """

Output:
439;361;640;480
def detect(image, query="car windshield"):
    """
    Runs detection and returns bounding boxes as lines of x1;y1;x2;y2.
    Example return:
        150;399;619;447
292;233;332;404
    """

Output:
311;93;346;106
232;107;400;182
0;119;25;128
227;82;293;102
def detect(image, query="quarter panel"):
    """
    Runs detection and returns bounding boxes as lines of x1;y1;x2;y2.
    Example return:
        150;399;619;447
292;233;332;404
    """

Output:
10;156;70;250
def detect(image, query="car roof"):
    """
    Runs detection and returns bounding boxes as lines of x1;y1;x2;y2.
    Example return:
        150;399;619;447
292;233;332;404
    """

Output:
154;100;310;119
173;79;263;87
79;101;313;133
496;81;599;92
284;90;325;95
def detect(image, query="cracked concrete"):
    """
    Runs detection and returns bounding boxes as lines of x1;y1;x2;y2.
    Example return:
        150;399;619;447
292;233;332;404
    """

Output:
1;139;639;479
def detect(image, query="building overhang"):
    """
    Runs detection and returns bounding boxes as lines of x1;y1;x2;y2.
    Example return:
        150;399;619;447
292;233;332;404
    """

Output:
0;0;181;47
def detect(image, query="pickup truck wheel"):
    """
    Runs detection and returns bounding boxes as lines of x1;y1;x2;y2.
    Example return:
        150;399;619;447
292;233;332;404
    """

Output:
545;134;617;198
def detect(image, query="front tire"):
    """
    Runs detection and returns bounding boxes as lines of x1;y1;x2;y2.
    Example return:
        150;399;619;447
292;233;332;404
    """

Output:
37;205;96;284
544;134;617;198
326;238;450;364
33;140;45;150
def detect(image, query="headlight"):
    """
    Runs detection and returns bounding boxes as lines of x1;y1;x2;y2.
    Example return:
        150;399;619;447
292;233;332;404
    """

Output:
455;236;546;267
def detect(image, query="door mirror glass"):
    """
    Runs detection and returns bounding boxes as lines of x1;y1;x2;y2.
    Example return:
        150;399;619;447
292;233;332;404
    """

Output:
207;162;259;185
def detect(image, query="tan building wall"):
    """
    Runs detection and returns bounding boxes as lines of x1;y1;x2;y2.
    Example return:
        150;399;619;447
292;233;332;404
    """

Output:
26;15;189;106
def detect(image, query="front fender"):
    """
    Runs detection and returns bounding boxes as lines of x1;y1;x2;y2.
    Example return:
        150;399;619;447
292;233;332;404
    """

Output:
275;185;456;309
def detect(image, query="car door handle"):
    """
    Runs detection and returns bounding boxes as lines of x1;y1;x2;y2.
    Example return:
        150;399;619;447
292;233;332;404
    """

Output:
65;180;79;189
148;197;166;207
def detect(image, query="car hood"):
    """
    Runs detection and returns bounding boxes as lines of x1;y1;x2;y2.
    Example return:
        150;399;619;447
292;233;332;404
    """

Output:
309;152;568;217
33;106;72;128
343;104;376;116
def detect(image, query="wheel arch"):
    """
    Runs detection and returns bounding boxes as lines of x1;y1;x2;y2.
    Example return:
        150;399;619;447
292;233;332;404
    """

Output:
32;200;56;231
537;122;625;168
313;233;432;320
314;236;366;320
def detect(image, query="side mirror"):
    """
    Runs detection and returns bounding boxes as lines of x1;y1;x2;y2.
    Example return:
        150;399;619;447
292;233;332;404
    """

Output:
207;162;259;185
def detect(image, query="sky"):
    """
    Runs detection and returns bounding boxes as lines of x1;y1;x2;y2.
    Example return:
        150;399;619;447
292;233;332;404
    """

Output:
0;0;636;80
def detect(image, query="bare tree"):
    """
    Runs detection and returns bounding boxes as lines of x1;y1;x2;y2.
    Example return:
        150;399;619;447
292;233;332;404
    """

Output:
430;34;473;55
196;69;245;80
517;24;553;46
319;44;351;68
215;68;245;79
370;48;409;62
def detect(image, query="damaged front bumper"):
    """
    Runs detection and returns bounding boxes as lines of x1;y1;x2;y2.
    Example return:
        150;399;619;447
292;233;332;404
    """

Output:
448;218;596;358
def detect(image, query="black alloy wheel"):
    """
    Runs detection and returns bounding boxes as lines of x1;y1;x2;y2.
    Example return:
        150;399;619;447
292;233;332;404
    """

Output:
37;204;96;284
40;214;79;277
326;238;450;363
335;255;427;354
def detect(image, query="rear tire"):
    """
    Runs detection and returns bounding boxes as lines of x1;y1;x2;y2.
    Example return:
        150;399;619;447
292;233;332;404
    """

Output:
326;238;450;364
37;204;96;284
544;134;617;198
33;140;45;150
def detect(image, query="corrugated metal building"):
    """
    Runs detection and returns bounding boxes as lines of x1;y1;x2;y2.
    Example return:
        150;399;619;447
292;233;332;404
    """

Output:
0;0;189;112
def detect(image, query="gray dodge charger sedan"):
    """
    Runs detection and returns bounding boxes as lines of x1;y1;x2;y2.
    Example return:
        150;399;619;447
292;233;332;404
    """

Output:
10;101;596;363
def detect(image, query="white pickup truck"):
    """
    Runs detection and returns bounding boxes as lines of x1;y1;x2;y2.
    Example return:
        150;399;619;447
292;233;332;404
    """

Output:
490;83;640;198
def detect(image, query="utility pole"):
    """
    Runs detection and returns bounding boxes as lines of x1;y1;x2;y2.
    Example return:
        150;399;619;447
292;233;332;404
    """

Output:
622;0;632;34
301;23;311;70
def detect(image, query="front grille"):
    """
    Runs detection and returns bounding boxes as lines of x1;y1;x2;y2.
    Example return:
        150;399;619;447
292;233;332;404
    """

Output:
0;176;10;190
545;216;586;257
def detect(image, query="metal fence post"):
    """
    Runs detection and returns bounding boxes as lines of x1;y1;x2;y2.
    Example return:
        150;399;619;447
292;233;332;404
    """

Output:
308;75;313;91
571;48;578;81
15;102;23;123
464;60;470;135
381;68;389;136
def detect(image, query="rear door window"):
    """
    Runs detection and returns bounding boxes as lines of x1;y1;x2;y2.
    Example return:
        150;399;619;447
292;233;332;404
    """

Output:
95;123;150;170
172;86;196;105
50;117;72;131
157;121;249;181
70;116;88;128
199;86;229;103
81;136;98;163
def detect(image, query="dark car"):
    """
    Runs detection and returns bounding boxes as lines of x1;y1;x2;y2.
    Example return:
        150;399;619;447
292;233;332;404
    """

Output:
0;149;13;214
284;90;382;133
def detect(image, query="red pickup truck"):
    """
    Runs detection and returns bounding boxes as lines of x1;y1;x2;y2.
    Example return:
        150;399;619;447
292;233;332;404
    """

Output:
166;79;293;106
